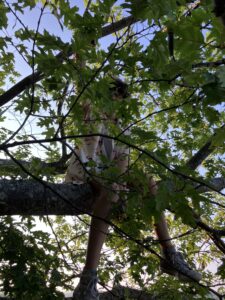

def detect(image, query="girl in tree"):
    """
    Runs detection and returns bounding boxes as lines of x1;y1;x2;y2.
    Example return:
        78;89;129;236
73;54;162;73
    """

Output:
65;78;201;300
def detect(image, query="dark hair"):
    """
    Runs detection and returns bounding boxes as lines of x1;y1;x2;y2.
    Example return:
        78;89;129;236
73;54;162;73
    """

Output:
110;78;129;99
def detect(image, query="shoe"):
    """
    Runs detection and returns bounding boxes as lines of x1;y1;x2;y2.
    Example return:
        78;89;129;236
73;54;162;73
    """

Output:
160;247;202;282
73;269;99;300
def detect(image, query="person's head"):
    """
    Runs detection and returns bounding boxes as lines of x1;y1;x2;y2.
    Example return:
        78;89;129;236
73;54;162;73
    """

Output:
110;78;129;101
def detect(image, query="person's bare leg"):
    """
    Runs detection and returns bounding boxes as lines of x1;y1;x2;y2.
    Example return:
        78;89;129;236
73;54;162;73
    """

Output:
73;187;118;299
86;177;174;269
147;177;173;248
85;188;113;270
154;213;173;249
148;177;202;281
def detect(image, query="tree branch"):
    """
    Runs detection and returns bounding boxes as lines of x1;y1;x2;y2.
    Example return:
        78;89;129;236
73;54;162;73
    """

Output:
0;16;137;107
186;124;224;170
76;285;155;299
0;176;224;216
184;124;225;252
0;71;43;107
0;179;93;216
101;15;136;38
192;59;225;68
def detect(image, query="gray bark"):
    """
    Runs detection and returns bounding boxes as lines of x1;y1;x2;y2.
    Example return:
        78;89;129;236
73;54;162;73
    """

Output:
0;177;224;216
0;179;93;215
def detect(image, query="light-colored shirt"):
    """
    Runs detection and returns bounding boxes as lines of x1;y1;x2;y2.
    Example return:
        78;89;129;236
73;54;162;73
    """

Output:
65;120;130;185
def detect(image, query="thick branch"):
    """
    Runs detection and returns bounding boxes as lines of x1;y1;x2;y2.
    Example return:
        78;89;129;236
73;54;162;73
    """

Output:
0;16;137;107
186;124;224;170
184;125;225;251
0;179;93;216
0;177;224;216
186;140;214;170
0;71;43;107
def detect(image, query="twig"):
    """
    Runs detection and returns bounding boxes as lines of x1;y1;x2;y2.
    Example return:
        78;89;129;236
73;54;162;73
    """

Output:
0;16;137;107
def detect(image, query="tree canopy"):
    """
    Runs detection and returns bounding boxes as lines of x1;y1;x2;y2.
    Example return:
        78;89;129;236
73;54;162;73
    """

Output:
0;0;225;299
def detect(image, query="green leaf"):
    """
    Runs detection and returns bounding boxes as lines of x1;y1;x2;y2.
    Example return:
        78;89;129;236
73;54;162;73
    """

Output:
211;126;225;147
217;259;225;279
216;66;225;88
202;82;225;105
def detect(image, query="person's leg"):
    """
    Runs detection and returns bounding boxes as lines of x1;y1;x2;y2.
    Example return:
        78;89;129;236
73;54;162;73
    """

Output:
148;178;202;282
148;178;172;247
154;213;173;249
85;188;113;270
148;178;174;247
73;186;118;300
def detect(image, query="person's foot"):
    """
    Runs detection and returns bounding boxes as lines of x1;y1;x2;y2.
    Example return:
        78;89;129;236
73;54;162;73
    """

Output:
160;247;202;282
73;269;99;300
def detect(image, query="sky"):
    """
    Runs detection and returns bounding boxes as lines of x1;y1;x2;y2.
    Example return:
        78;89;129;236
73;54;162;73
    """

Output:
1;1;112;157
1;1;222;292
5;1;80;81
5;0;119;83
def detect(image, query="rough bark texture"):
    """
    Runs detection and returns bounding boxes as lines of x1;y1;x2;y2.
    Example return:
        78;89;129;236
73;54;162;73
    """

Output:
0;177;224;216
0;179;93;215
